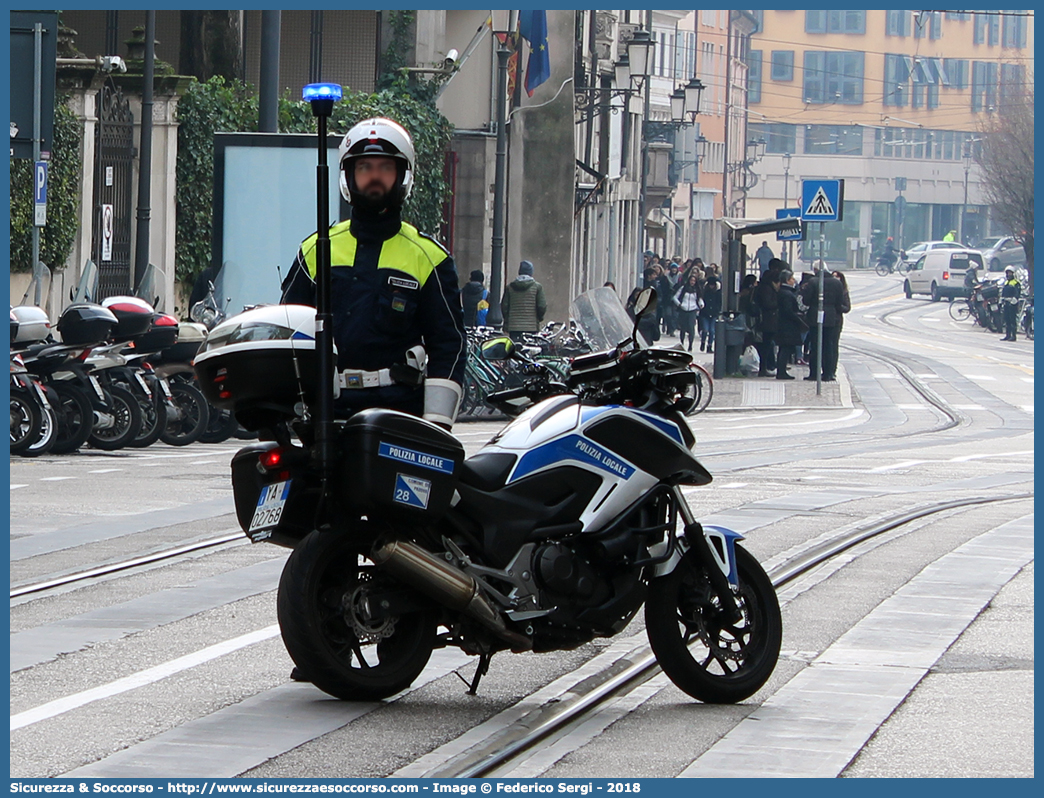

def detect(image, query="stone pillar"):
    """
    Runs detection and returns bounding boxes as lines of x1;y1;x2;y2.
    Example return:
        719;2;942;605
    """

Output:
125;88;185;313
505;9;576;324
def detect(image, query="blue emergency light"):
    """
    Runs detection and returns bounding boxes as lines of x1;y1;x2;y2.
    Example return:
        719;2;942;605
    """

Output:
302;83;343;102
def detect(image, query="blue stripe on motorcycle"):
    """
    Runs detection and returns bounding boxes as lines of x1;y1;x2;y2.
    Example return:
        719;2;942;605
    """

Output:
510;434;636;482
580;405;685;446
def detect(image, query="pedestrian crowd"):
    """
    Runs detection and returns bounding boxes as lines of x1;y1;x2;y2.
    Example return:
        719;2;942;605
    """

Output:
740;254;850;380
462;247;853;383
622;247;850;382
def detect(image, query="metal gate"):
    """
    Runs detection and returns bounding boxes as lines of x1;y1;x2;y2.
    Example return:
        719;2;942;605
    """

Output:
91;78;135;299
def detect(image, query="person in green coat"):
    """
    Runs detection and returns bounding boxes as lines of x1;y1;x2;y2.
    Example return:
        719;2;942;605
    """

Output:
501;260;547;340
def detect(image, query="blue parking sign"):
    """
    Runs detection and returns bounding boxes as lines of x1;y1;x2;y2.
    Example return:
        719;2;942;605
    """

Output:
34;161;48;226
801;179;844;222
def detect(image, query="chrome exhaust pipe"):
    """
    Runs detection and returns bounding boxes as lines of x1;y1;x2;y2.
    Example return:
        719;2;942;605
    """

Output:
371;539;532;652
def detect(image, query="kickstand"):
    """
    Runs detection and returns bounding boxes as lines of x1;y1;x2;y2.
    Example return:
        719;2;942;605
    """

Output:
455;651;493;695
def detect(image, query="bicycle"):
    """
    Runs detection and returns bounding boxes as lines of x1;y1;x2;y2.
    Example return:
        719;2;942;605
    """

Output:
685;361;714;415
948;296;976;322
874;256;908;277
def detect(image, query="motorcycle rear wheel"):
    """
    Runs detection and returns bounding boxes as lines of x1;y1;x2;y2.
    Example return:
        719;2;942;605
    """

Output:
49;382;95;454
277;529;437;701
199;406;239;443
646;544;781;704
88;385;142;451
9;389;42;455
129;390;167;448
23;403;58;457
159;382;209;446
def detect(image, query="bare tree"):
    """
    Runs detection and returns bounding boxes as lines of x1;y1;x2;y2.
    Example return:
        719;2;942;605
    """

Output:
976;80;1034;289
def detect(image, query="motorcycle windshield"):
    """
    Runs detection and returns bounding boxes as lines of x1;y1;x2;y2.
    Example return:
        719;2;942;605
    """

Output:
71;260;100;304
134;263;167;311
569;286;647;351
20;261;52;306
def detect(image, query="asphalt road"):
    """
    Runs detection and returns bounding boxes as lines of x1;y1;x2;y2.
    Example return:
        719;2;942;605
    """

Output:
9;271;1034;778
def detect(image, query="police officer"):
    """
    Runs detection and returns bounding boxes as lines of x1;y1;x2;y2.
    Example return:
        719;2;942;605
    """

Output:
281;118;466;427
1000;267;1022;341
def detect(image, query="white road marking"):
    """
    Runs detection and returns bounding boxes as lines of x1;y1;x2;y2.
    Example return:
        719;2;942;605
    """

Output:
868;460;925;473
895;404;932;410
921;318;940;323
915;374;938;379
950;449;1034;463
87;468;123;474
39;476;75;482
863;315;877;319
718;409;804;422
717;482;750;489
1021;377;1034;383
871;373;898;379
11;484;28;490
963;375;996;380
10;625;280;732
722;408;864;431
1020;405;1034;413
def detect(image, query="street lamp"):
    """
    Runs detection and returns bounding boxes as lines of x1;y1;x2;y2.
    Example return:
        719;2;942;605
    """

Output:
748;137;766;163
614;55;630;89
683;77;704;120
626;29;654;87
669;87;686;123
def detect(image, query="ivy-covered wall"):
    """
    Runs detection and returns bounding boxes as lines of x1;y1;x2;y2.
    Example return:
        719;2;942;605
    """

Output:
9;97;83;273
174;75;454;285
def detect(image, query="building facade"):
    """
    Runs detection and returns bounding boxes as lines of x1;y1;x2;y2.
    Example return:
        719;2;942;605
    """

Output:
744;10;1033;266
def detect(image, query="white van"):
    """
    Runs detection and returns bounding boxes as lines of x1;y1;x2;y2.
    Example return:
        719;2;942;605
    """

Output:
904;248;985;301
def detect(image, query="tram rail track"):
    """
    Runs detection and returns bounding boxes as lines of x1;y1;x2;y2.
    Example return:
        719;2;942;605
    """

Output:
418;491;1032;778
9;346;966;602
10;531;246;600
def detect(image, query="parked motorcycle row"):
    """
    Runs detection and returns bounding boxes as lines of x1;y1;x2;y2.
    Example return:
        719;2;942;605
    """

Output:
9;263;245;458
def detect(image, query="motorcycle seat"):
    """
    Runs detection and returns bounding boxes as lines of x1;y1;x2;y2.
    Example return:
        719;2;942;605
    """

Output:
459;452;517;493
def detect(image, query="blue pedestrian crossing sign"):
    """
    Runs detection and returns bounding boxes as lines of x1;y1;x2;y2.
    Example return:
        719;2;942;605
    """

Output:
775;207;805;241
801;179;844;222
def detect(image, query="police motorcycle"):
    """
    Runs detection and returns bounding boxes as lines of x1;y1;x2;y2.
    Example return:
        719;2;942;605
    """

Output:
195;287;781;704
195;84;781;705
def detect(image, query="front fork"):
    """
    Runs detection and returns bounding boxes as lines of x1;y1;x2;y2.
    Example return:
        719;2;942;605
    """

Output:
655;486;744;623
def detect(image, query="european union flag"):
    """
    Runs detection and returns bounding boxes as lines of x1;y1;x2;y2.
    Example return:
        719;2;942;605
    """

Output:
518;10;550;96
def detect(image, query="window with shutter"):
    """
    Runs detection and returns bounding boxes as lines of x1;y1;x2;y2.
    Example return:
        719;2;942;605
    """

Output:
770;50;794;81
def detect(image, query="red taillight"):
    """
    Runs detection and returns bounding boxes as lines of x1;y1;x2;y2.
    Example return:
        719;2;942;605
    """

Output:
218;389;232;399
943;271;950;280
259;448;283;469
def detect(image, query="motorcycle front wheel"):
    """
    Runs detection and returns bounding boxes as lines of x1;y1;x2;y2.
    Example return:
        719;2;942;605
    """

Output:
646;544;781;704
277;529;438;701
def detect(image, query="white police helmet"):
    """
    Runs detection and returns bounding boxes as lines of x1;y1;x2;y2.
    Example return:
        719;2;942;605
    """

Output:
337;117;415;209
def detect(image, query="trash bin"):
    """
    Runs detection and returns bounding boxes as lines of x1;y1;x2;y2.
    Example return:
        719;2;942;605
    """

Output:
724;314;747;347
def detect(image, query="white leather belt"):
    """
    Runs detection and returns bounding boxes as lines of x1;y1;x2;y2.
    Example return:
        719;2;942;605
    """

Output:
339;368;396;389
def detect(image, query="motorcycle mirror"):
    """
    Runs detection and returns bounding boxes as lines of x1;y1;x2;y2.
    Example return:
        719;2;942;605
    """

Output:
480;336;515;361
633;287;657;318
629;287;657;347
